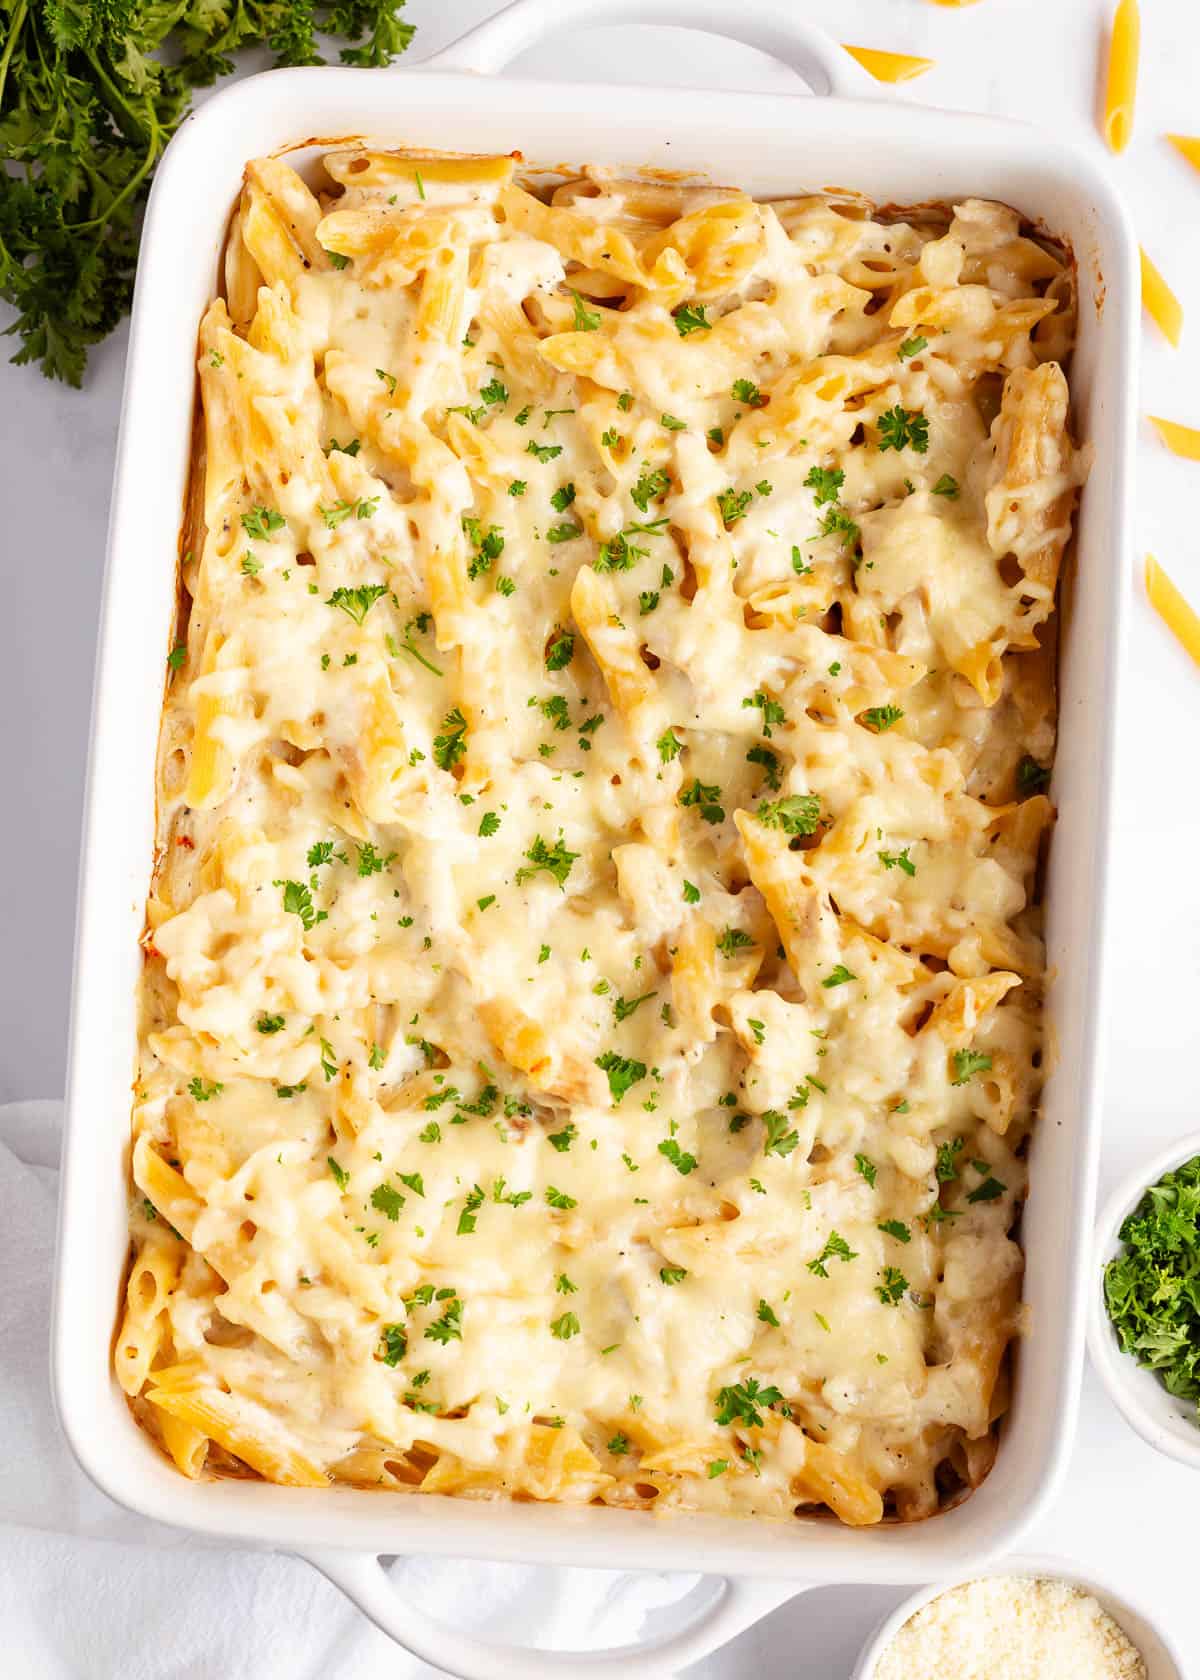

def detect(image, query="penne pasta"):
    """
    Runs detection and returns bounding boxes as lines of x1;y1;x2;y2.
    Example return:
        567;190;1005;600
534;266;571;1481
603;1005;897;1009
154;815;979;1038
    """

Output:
1141;246;1183;347
842;45;934;84
1147;414;1200;459
120;147;1072;1530
1102;0;1140;154
1145;553;1200;667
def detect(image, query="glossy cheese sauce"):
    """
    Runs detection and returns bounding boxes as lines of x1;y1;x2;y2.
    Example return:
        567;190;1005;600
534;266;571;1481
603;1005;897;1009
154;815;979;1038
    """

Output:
120;153;1084;1525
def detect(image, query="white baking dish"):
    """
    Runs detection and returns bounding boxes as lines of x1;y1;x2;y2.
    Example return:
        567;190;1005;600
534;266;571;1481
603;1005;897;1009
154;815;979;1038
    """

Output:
50;1;1137;1673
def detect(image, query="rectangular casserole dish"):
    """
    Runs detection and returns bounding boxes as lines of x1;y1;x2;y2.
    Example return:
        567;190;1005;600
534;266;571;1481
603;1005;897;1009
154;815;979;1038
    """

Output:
51;2;1136;1672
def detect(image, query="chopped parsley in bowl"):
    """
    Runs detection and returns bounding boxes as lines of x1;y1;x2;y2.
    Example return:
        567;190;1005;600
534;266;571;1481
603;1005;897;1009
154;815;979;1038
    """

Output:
1103;1155;1200;1413
1090;1135;1200;1470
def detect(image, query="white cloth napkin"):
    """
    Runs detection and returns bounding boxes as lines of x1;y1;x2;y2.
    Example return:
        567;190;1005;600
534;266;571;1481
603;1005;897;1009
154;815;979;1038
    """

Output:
0;1100;703;1680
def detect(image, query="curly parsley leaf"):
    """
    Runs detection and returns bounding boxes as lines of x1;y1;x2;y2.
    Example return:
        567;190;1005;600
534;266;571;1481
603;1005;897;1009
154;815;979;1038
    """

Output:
0;2;417;385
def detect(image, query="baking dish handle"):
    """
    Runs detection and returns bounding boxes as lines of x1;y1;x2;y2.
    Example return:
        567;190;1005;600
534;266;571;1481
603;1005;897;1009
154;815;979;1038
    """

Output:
302;1549;804;1679
425;0;874;97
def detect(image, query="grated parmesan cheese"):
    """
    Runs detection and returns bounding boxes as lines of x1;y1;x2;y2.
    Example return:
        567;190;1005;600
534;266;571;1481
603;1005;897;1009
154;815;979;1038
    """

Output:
873;1576;1148;1680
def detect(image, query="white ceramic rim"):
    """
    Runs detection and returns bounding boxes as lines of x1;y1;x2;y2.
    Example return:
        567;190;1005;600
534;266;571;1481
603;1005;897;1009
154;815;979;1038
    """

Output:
1088;1129;1200;1471
850;1553;1188;1680
49;1;1138;1676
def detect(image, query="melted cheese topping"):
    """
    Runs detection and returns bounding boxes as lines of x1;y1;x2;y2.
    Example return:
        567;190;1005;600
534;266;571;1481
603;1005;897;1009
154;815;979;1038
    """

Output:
120;152;1084;1526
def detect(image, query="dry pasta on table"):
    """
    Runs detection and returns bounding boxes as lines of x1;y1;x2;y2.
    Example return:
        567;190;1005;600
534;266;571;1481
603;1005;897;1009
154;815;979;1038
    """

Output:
119;147;1086;1527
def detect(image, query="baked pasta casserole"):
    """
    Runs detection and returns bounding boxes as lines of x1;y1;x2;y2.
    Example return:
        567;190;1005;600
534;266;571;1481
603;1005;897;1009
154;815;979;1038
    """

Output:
118;147;1085;1526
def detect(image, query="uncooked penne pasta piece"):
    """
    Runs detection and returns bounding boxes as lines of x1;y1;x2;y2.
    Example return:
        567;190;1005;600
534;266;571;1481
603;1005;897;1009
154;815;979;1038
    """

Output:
1102;0;1140;154
1145;553;1200;667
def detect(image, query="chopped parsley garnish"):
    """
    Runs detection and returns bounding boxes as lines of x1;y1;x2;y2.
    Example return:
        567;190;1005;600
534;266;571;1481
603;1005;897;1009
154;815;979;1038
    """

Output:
463;518;505;579
379;1324;407;1366
426;1298;464;1342
660;1266;688;1285
936;1136;965;1182
862;705;904;733
966;1176;1007;1204
714;1377;785;1429
516;834;579;889
456;1186;485;1235
547;522;581;544
187;1077;222;1102
878;847;916;877
876;1267;909;1305
855;1153;877;1187
682;880;701;904
550;1311;581;1339
548;1123;576;1153
674;303;711;336
756;793;820;835
479;812;501;837
551;483;577;513
680;778;725;825
1103;1155;1200;1412
356;841;395;877
277;879;326;932
545;626;575;671
656;728;683;763
742;689;785;737
732;378;766;408
639;590;660;615
804;465;844;506
897;335;928;361
745;744;781;790
596;531;646;572
877;405;930;453
814;506;860;549
545;1185;577;1210
753;1111;795;1160
376;368;398;397
631;467;670;512
756;1298;780;1327
951;1049;993;1085
570;289;601;331
432;707;468;772
1017;755;1051;793
327;584;388;625
256;1014;285;1035
932;473;960;498
716;926;753;957
822;964;856;989
596;1052;647;1103
717;487;753;528
807;1230;857;1278
614;992;655;1023
526;440;562;463
878;1219;911;1243
658;1137;698;1175
241;505;285;540
371;1183;404;1222
660;413;686;431
327;1157;350;1191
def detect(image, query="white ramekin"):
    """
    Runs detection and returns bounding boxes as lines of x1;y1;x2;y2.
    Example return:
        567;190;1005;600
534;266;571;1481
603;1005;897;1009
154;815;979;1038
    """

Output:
1088;1130;1200;1471
851;1556;1186;1680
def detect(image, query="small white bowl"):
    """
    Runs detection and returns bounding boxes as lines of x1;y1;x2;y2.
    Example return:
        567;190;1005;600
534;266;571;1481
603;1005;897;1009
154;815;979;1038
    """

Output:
850;1556;1185;1680
1087;1129;1200;1470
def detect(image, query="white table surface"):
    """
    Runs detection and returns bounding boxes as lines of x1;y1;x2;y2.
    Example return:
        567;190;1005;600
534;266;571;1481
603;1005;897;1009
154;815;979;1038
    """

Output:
3;0;1198;1670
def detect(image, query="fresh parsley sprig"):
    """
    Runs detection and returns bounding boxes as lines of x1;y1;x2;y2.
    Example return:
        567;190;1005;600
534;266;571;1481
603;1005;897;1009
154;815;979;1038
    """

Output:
0;1;417;385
